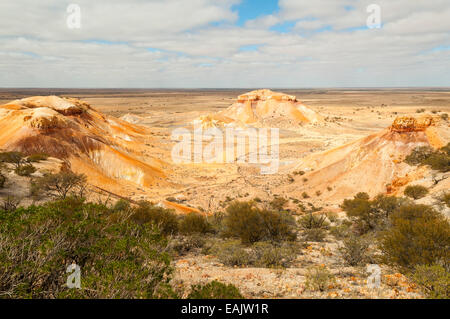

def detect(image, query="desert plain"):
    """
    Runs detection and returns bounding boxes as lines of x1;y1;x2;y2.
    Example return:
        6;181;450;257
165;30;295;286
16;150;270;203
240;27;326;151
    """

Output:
0;88;448;298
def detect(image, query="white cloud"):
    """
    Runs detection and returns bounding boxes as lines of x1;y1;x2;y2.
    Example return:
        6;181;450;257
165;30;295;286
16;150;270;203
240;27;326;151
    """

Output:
0;0;449;87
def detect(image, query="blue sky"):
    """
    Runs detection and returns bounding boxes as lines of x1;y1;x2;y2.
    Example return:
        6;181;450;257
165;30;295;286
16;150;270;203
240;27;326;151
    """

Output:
0;0;449;88
233;0;279;26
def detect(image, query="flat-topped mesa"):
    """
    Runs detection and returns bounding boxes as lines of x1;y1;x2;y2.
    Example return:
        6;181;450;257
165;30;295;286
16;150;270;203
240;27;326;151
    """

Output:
390;115;438;132
4;96;90;116
237;89;297;103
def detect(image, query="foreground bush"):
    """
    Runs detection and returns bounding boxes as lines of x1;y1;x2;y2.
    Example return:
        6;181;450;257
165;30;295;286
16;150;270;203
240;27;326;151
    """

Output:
378;204;450;270
179;213;212;235
339;236;370;266
341;193;404;234
0;198;174;298
131;201;179;235
404;185;428;199
305;266;335;292
224;201;296;244
188;281;243;299
208;240;297;268
412;264;449;299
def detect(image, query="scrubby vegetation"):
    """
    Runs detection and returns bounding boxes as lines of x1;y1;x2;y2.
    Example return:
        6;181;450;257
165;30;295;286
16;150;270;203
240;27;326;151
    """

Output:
305;266;335;292
223;201;297;244
412;264;449;299
405;143;450;172
378;204;450;271
30;171;87;199
187;280;243;299
404;185;429;199
0;197;175;298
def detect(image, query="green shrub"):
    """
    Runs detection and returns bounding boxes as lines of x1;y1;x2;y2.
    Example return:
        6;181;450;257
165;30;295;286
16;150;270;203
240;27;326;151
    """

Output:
441;113;449;121
30;171;87;199
252;241;297;268
305;266;335;292
14;163;36;176
27;153;49;163
169;235;206;256
378;204;450;270
303;229;327;242
299;213;329;230
188;280;243;299
412;264;449;299
339;236;370;266
330;221;352;240
440;192;450;208
210;240;252;267
341;193;401;234
0;198;174;298
269;197;288;211
131;202;179;235
224;201;296;244
0;151;24;168
405;144;450;172
404;185;429;199
112;199;131;212
179;213;211;235
0;173;6;188
302;192;309;199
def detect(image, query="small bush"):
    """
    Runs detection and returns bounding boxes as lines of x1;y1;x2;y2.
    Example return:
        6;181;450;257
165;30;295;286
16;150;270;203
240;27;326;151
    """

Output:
0;173;6;188
210;240;252;267
27;153;49;163
302;192;310;199
269;197;288;211
30;171;87;199
440;113;448;121
14;163;36;176
440;192;450;208
0;151;24;168
188;280;243;299
305;266;335;292
299;213;329;230
179;213;211;235
112;199;131;212
412;264;449;299
378;204;450;270
339;236;370;266
404;185;429;199
252;242;297;268
224;201;296;244
303;229;326;242
169;235;206;256
405;144;450;172
131;201;179;235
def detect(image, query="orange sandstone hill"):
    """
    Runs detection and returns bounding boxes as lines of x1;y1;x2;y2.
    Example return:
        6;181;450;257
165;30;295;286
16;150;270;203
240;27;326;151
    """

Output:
195;89;323;128
0;96;171;195
280;115;449;203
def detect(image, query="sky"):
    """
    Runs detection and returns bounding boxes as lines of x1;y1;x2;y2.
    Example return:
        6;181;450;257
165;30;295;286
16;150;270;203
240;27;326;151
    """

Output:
0;0;449;88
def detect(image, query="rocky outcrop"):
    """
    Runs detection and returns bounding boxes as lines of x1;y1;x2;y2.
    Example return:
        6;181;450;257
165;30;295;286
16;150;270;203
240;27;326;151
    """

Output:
390;115;438;132
0;96;169;194
196;89;323;128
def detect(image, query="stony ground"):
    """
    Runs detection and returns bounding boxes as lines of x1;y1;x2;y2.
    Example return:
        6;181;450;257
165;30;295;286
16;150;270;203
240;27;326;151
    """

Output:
172;236;424;299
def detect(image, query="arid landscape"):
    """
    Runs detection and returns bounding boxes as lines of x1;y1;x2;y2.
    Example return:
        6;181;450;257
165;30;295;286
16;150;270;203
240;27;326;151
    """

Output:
0;88;448;299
